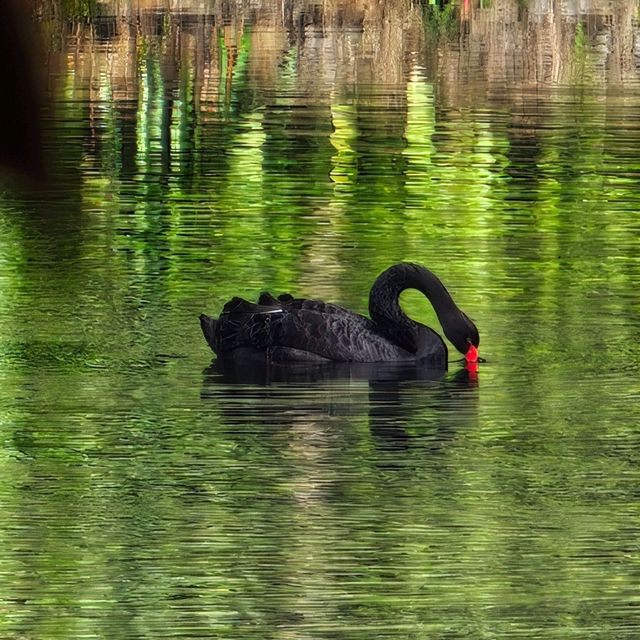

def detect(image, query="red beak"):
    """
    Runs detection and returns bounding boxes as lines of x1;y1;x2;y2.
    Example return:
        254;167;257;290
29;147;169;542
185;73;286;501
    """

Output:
465;344;479;363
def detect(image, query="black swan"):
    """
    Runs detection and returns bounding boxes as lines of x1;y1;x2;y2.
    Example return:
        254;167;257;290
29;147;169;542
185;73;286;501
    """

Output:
199;263;479;367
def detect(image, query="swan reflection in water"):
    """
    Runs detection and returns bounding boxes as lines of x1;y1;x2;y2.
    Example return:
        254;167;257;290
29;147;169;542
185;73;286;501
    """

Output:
201;357;479;453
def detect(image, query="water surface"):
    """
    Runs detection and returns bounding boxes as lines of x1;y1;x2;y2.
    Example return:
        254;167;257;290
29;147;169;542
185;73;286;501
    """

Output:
1;1;639;638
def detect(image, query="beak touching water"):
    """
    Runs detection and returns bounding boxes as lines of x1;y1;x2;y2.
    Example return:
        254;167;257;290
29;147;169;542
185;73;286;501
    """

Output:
465;342;479;363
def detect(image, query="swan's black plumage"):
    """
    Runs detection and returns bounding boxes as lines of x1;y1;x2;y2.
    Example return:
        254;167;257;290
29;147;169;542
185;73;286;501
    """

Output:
200;263;479;366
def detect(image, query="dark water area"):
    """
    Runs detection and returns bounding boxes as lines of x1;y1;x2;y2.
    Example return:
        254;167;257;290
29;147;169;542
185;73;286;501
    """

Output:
1;1;640;637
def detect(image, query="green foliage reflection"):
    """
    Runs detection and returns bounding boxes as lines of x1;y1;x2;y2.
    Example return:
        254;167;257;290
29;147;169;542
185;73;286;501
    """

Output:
1;4;640;639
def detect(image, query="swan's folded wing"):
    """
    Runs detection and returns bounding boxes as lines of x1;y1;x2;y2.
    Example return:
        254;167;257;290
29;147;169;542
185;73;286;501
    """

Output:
279;297;365;319
270;309;413;362
222;296;283;315
214;305;417;362
258;292;280;305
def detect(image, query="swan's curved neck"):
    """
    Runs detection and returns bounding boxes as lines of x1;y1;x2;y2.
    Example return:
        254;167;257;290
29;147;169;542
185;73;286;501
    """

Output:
368;263;459;352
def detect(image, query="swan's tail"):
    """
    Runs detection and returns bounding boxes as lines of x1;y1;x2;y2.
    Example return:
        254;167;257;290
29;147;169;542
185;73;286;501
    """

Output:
199;314;218;353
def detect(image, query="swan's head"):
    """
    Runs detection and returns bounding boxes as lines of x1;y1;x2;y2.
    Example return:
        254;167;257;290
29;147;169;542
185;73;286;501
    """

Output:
443;311;480;358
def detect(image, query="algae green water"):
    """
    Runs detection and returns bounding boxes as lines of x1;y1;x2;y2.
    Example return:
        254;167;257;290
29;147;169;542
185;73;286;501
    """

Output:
1;2;639;638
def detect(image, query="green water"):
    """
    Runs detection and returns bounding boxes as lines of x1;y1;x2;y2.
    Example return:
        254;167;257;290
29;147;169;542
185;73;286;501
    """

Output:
1;2;639;638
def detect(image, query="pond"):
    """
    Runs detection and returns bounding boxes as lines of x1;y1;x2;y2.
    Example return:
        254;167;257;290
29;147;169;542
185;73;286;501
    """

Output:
1;1;639;638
